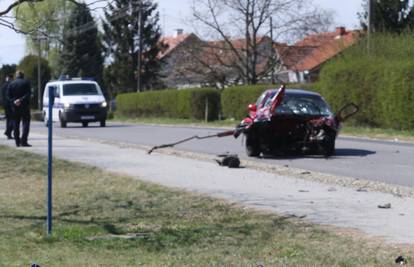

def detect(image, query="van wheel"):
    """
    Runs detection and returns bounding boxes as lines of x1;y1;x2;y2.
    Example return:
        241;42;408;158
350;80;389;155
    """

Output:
59;113;67;128
100;120;106;127
82;122;88;127
43;112;48;127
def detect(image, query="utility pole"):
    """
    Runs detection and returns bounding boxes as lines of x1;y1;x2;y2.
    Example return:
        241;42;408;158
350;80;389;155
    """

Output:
137;0;143;92
367;0;372;53
37;33;42;110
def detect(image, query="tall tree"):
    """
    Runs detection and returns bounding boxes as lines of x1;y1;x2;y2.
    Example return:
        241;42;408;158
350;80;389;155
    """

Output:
359;0;414;33
190;0;333;85
1;0;83;32
61;3;103;83
13;0;75;77
103;0;164;94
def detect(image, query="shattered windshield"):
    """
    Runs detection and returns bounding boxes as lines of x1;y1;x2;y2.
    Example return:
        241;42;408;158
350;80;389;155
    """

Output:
275;94;333;116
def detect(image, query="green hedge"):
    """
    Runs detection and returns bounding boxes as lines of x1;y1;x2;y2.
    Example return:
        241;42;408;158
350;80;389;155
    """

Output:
116;88;221;120
315;34;414;130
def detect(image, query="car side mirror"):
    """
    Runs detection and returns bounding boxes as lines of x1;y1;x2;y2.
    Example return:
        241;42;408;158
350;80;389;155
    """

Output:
248;104;257;112
335;103;359;123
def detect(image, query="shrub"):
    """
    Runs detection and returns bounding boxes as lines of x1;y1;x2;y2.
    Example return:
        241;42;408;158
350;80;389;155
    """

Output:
116;88;221;120
316;34;414;130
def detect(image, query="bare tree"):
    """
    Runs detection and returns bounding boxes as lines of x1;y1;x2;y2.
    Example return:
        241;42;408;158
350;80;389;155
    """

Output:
189;0;333;85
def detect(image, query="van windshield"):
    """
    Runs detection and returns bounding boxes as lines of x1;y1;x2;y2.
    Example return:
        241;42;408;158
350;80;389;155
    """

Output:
62;83;99;96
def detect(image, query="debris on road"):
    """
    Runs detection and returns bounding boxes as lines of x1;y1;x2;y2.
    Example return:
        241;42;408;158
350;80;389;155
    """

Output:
215;154;241;168
378;203;392;209
357;187;368;192
395;255;407;265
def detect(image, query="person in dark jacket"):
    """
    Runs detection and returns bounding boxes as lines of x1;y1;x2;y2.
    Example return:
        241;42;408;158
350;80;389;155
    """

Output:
1;74;14;139
7;70;32;147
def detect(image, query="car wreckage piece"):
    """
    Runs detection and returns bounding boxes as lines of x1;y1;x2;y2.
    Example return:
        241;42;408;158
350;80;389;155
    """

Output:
147;130;235;154
148;85;358;158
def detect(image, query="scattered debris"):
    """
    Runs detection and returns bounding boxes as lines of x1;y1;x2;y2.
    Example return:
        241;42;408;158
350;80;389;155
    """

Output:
395;255;407;265
377;203;391;209
147;130;235;154
282;213;307;219
298;190;310;193
215;154;241;168
327;187;337;192
399;213;405;216
301;171;311;175
356;188;368;192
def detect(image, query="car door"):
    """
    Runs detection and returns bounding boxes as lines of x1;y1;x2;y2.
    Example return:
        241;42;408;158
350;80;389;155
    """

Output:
335;103;359;123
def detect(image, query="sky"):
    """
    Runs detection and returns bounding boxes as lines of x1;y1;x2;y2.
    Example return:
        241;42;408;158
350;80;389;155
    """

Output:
0;0;363;65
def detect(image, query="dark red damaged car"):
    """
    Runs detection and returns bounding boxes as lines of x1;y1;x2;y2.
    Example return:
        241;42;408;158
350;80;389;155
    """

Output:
236;85;358;157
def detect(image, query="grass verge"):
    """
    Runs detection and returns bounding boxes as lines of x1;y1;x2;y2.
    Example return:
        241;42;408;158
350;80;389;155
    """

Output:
0;146;412;266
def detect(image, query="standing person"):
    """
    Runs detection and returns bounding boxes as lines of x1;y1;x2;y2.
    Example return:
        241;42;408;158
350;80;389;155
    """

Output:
7;70;32;147
1;74;14;139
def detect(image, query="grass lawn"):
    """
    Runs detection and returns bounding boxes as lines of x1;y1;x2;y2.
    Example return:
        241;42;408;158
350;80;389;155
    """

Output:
0;146;412;267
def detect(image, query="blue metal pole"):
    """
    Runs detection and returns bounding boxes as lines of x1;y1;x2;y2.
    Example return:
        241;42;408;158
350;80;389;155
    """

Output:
47;86;54;236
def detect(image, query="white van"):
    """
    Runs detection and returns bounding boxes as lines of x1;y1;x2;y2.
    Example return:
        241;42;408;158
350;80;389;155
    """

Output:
42;78;108;127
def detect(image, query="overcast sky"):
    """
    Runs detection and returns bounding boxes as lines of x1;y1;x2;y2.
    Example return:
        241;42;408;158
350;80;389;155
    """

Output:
0;0;363;65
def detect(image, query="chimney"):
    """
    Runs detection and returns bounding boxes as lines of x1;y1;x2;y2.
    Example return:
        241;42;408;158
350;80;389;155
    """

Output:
174;29;184;37
335;27;346;36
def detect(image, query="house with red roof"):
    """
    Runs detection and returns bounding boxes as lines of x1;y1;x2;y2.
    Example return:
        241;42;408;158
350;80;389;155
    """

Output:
158;30;274;88
158;30;207;88
275;27;361;83
157;27;361;88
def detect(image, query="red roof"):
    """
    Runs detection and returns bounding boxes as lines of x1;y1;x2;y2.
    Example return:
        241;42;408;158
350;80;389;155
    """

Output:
292;28;361;71
275;43;317;69
158;33;195;59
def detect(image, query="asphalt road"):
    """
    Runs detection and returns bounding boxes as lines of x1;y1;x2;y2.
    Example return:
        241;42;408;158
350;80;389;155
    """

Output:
25;121;414;187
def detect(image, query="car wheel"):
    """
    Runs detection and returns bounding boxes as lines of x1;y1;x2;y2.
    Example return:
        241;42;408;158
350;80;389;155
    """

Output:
322;134;335;157
82;122;88;127
100;120;106;127
246;134;260;157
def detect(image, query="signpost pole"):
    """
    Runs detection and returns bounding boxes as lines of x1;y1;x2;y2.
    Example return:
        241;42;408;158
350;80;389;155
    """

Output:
47;87;54;236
